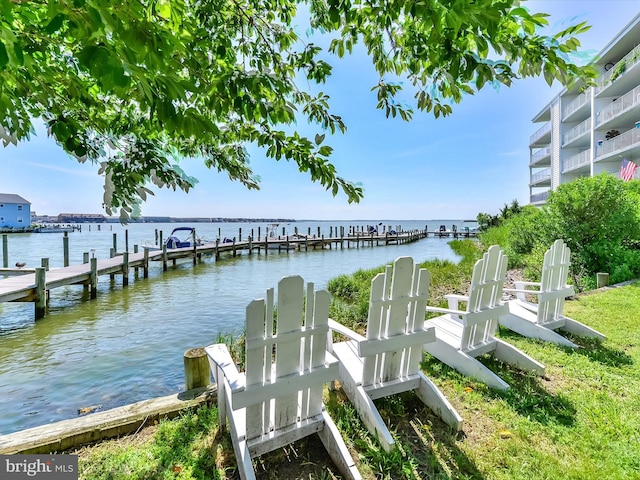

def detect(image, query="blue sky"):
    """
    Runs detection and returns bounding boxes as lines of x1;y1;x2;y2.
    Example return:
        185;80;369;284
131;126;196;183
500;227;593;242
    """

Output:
2;1;640;220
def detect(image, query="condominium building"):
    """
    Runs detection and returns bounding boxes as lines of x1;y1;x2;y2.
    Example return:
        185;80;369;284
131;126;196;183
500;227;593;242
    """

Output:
529;13;640;205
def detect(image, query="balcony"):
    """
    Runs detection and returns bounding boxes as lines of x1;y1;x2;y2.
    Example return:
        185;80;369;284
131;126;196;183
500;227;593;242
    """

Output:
530;146;551;166
595;85;640;128
562;91;590;122
562;149;591;173
595;126;640;160
530;168;551;186
595;44;640;97
562;118;590;147
530;191;550;204
530;121;551;146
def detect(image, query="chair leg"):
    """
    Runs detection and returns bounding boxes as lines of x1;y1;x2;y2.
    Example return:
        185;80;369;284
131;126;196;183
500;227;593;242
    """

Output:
425;339;510;390
493;338;545;375
234;437;256;480
500;311;578;348
342;377;395;452
560;316;606;341
318;411;363;480
415;372;463;431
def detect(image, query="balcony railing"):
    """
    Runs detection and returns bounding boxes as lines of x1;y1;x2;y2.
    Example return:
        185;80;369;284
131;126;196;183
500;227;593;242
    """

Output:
562;117;590;146
530;146;551;165
530;168;551;185
530;121;551;145
562;149;591;173
562;91;590;120
530;191;550;203
596;44;640;95
595;85;640;126
596;127;640;158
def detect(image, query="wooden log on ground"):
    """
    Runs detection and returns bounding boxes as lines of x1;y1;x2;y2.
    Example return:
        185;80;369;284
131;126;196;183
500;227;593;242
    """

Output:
0;385;216;454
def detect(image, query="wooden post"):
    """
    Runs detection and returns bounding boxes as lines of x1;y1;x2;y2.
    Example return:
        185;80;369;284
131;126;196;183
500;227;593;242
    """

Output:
159;231;163;248
239;228;242;242
83;252;89;264
35;267;46;320
192;229;197;265
162;243;168;271
143;247;149;278
123;252;129;286
2;234;7;268
109;247;115;280
184;348;211;390
125;229;129;253
133;244;139;276
112;233;117;254
155;229;158;245
41;258;49;271
63;232;70;267
215;238;220;261
232;237;237;257
597;273;610;288
90;257;98;299
248;235;253;255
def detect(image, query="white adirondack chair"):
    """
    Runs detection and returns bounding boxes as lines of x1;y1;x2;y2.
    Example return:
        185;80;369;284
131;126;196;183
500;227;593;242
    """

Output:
500;239;606;347
328;256;463;453
206;276;361;480
424;245;545;391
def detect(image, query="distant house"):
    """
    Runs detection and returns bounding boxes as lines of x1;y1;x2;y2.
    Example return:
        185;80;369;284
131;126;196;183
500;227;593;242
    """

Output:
0;193;31;228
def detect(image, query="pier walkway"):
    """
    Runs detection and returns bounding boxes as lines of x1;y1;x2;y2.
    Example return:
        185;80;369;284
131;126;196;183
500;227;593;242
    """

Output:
0;227;475;320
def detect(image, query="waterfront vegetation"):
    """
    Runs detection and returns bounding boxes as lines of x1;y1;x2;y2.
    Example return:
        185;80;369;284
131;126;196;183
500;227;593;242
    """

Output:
75;239;640;479
477;174;640;291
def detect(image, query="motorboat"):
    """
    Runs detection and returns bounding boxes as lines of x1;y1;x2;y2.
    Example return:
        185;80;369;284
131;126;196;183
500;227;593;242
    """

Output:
165;227;205;249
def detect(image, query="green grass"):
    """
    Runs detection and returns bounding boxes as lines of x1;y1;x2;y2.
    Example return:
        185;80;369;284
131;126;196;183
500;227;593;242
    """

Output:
75;243;640;479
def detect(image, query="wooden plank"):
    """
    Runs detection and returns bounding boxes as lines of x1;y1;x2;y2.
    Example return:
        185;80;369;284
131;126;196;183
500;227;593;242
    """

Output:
0;385;216;454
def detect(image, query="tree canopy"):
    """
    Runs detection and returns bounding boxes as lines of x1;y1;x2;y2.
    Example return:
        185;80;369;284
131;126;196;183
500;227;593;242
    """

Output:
0;0;596;219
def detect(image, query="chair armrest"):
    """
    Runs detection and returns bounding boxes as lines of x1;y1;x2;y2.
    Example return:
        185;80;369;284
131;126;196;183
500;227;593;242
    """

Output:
205;343;245;392
328;319;366;342
425;305;468;317
444;294;468;311
503;288;543;295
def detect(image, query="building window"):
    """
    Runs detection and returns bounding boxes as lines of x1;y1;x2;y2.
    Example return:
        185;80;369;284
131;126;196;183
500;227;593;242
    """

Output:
17;217;23;223
18;205;22;210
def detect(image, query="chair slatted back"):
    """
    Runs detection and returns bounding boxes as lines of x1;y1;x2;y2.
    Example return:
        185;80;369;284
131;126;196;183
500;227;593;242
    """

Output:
244;276;331;440
538;240;574;326
461;246;508;350
362;256;431;386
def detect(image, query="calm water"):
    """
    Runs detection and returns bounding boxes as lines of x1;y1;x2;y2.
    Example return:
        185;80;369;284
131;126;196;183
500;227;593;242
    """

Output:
0;220;472;435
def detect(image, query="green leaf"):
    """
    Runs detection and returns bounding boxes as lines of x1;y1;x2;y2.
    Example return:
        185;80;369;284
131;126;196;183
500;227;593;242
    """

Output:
45;13;66;34
0;41;8;68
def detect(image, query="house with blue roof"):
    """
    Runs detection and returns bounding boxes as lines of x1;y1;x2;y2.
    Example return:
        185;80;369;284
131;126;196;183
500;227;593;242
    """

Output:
0;193;31;228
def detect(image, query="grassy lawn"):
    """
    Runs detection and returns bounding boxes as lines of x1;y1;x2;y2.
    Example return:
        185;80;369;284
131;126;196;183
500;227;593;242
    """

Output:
75;242;640;479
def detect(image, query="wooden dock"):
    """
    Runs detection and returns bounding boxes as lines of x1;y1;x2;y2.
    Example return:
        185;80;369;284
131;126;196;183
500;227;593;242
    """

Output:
0;227;476;321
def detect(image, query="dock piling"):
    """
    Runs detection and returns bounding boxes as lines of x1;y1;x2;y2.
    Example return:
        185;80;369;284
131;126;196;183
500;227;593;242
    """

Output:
2;234;7;268
63;232;69;267
183;348;210;390
35;267;46;320
90;258;98;299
